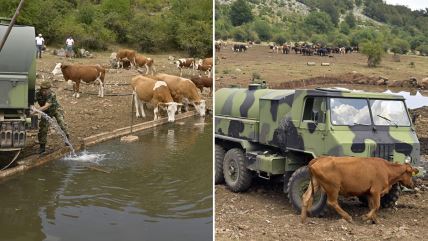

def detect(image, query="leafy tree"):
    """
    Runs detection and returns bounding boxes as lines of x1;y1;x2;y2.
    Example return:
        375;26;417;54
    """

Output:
344;13;356;28
390;39;410;55
230;0;253;26
303;11;334;34
416;45;428;56
361;40;384;67
333;33;350;47
339;21;350;35
252;19;272;41
319;0;339;26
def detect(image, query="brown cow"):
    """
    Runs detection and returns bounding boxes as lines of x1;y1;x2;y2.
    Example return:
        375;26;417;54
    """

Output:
301;156;418;224
135;54;156;75
190;75;213;95
153;73;206;117
175;58;195;76
131;75;180;122
51;63;105;98
116;49;136;69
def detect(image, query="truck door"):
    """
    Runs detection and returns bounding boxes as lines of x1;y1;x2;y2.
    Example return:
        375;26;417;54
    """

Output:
299;97;327;155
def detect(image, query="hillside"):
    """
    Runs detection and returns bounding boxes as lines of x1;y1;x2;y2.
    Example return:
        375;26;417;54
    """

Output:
0;0;212;56
215;0;428;54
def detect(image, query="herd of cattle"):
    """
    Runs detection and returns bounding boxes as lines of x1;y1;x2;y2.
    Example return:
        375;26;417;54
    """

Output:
50;48;213;122
215;40;359;56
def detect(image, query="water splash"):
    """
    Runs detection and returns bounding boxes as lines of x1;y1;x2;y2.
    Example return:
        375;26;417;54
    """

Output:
31;107;76;156
63;150;106;164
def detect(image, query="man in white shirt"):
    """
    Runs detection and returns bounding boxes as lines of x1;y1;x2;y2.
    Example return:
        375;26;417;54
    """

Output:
65;36;74;57
35;33;45;58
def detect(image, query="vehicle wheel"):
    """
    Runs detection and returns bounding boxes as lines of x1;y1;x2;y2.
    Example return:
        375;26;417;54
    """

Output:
287;166;327;216
215;144;225;184
223;148;252;192
358;184;400;208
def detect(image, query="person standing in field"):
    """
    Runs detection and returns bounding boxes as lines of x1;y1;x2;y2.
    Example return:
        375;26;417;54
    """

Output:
35;33;44;58
65;35;75;58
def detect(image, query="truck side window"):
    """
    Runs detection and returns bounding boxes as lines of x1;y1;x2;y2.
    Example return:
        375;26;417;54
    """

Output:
303;97;325;123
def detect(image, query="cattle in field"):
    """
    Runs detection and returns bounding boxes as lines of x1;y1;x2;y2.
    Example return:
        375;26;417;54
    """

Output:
195;63;212;77
318;48;328;56
233;44;248;52
301;156;419;224
153;73;206;117
130;75;180;122
190;75;213;95
282;44;290;54
199;57;213;67
175;58;195;76
345;46;353;54
51;63;105;98
135;54;156;75
339;47;346;54
116;49;137;69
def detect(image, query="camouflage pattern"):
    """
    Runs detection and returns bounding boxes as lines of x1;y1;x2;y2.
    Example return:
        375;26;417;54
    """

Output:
215;86;422;175
35;89;69;145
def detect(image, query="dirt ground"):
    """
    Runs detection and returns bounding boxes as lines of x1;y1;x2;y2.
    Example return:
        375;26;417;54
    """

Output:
215;44;428;241
19;49;212;159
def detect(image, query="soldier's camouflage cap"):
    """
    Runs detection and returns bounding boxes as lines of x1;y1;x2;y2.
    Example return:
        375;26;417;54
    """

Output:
40;81;52;89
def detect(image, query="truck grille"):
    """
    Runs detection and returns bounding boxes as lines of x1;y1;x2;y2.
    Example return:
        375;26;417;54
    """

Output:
373;143;394;161
0;121;26;149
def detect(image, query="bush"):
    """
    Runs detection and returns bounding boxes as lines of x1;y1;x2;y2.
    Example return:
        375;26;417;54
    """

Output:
273;34;287;45
252;20;272;41
361;41;384;67
230;0;253;26
303;11;334;34
417;45;428;56
390;39;410;55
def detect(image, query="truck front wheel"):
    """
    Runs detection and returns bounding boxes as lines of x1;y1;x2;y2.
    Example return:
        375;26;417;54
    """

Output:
287;166;327;217
215;144;225;184
223;148;252;192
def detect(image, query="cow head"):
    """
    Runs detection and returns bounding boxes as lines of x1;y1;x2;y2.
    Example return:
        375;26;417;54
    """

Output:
51;63;63;75
193;100;206;117
161;102;182;122
399;164;419;189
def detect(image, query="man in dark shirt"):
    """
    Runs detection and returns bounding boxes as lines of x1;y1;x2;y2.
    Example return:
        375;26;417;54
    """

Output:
34;81;70;154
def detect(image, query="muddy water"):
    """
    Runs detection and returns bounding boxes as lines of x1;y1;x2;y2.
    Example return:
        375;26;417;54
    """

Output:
0;117;212;241
304;84;428;109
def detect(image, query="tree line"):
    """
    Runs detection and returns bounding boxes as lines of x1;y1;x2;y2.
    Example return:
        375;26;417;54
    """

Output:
0;0;213;57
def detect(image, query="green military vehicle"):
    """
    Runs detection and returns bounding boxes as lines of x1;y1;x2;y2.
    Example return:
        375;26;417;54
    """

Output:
0;20;36;160
215;84;423;215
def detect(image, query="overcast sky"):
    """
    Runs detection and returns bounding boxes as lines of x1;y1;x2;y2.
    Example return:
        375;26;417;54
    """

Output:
384;0;428;10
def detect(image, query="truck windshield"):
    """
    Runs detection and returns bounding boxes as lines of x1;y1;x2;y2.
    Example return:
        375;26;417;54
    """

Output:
330;98;371;125
330;98;411;126
370;100;410;126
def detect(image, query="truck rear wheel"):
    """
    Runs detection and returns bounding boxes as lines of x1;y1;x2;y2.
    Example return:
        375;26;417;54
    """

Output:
358;184;400;208
287;166;327;216
223;148;252;192
215;144;225;184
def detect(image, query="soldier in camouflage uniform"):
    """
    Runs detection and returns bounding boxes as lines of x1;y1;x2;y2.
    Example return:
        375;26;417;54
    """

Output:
34;81;70;154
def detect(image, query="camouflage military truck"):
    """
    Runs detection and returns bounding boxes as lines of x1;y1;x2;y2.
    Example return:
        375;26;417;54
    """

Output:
0;20;36;156
215;84;423;215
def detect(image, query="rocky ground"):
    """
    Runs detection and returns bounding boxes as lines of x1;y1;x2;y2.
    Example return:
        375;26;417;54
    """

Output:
13;49;212;161
215;44;428;241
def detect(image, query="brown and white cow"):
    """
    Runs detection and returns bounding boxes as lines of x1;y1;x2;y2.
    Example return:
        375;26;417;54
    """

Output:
301;156;419;224
116;49;137;69
190;75;213;95
153;73;206;117
135;54;156;75
51;63;105;98
175;58;195;76
130;75;181;122
199;57;213;67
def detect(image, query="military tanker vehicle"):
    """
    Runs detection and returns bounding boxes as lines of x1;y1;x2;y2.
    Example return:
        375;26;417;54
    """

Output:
0;21;36;162
215;84;423;215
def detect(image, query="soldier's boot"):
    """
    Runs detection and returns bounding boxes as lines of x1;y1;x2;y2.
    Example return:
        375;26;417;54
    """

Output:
39;144;46;154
